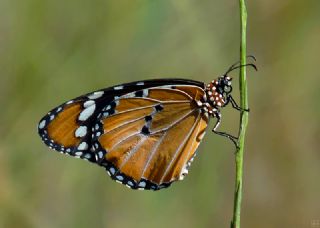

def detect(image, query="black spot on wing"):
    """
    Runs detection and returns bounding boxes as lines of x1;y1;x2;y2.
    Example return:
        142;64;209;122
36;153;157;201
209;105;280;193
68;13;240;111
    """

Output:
155;104;164;112
109;101;117;109
145;115;152;122
141;126;150;135
134;90;144;97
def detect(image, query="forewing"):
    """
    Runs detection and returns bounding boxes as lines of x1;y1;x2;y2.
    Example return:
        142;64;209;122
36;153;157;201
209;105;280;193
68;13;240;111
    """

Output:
38;79;205;164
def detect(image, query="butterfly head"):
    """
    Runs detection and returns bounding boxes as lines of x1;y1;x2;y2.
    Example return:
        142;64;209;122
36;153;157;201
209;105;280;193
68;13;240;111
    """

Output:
205;75;233;108
218;75;233;94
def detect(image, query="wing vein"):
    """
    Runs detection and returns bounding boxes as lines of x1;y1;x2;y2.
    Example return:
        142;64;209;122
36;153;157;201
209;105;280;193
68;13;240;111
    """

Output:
110;100;190;117
149;87;194;100
104;101;197;135
150;108;200;135
119;96;191;103
178;115;206;176
109;132;139;152
140;132;168;180
118;135;147;169
104;116;147;134
159;111;201;183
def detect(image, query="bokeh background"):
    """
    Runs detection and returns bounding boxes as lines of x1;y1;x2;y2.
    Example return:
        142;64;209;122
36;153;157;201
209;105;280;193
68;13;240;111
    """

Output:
0;0;319;227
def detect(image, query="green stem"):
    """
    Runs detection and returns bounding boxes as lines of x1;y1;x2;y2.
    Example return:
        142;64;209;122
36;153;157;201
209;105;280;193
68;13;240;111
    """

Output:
231;0;248;228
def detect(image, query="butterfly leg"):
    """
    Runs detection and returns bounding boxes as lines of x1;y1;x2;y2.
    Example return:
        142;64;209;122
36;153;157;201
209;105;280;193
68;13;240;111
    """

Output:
226;95;250;112
212;112;239;148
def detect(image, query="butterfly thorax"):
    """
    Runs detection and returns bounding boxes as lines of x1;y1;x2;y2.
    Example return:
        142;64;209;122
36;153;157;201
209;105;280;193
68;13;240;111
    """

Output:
196;76;233;116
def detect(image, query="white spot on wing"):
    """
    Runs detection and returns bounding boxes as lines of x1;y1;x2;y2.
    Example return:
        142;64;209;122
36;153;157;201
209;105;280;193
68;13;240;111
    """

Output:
75;126;87;138
179;164;188;180
109;167;115;175
88;91;104;99
39;120;46;129
75;151;83;156
98;151;104;158
78;142;88;150
79;104;96;121
116;175;124;181
142;89;148;97
84;154;91;159
122;93;135;98
84;100;95;108
136;82;144;86
138;181;146;188
114;86;124;90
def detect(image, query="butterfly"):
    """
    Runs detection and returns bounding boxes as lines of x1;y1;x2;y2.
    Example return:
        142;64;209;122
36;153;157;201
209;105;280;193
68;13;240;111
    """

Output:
38;60;256;190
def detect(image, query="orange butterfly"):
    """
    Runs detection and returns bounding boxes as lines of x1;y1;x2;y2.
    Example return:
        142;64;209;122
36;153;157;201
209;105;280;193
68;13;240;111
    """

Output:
38;62;256;190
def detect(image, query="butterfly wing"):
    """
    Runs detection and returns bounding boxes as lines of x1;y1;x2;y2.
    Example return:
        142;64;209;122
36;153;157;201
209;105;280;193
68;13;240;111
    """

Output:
38;79;208;190
92;85;209;190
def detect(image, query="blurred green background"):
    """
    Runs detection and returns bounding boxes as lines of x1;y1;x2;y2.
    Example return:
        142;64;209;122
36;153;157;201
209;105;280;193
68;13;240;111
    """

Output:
0;0;319;227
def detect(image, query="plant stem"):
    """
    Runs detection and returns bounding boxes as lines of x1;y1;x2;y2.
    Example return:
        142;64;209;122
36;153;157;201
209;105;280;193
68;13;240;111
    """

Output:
231;0;248;228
